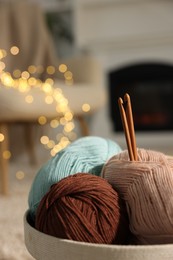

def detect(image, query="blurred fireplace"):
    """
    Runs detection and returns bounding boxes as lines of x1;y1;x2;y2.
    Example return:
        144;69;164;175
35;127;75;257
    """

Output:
74;0;173;153
108;62;173;132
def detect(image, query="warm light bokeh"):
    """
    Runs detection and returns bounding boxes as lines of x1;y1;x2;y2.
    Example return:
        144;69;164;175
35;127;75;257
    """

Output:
0;47;78;161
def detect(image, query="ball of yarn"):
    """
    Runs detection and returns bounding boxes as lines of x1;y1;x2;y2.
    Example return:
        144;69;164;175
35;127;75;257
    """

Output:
102;148;173;245
35;173;129;244
28;136;122;219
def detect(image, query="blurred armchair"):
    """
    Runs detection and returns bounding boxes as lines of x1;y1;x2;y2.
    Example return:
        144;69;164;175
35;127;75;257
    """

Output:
0;0;107;194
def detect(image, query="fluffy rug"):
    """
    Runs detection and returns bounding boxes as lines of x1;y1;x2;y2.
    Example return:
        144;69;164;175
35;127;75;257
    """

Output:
0;150;49;260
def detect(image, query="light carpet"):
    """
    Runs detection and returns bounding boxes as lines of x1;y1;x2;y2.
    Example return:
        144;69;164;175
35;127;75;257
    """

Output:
0;150;50;260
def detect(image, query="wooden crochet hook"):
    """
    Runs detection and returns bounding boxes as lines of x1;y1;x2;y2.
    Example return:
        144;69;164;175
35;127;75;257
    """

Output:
118;93;137;161
124;93;137;161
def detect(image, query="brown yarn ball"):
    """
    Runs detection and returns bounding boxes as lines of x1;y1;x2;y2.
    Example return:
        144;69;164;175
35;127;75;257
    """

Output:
35;173;129;244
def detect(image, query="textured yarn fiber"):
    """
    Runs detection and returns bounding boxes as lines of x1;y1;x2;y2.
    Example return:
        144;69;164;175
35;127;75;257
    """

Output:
35;173;129;244
102;148;173;245
28;136;122;219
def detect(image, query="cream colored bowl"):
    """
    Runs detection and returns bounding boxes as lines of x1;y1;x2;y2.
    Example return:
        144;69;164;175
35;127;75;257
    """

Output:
24;210;173;260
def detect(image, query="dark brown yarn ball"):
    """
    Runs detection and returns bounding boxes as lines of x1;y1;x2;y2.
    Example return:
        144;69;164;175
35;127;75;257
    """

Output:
35;173;129;244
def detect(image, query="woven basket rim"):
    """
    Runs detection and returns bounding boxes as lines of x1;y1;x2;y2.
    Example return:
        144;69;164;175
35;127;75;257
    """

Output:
23;210;173;260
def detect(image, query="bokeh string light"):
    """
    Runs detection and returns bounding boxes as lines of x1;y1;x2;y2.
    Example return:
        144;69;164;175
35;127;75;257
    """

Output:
0;46;93;180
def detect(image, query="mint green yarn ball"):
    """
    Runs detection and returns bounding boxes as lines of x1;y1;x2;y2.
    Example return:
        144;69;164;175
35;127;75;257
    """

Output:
28;136;122;219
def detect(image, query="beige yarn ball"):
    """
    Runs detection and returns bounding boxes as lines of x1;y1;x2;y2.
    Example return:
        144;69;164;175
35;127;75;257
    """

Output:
102;148;173;245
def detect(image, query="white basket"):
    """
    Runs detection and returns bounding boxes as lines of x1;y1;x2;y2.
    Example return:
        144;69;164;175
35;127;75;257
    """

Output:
24;210;173;260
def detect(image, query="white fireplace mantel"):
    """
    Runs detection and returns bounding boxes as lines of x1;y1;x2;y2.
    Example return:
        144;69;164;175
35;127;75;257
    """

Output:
73;0;173;71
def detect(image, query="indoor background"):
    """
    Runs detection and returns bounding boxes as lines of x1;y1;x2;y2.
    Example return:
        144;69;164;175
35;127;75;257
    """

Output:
0;0;173;259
